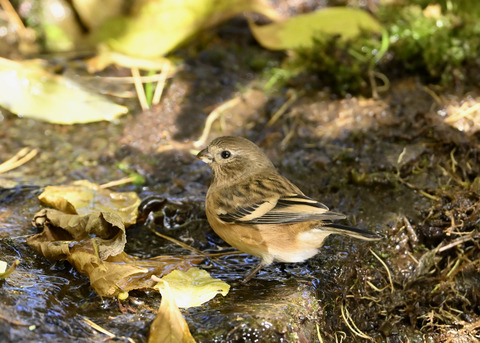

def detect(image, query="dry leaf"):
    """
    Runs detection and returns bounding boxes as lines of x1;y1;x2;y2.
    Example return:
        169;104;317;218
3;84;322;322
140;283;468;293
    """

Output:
148;279;196;343
156;268;230;308
38;180;140;227
29;209;126;260
27;209;202;297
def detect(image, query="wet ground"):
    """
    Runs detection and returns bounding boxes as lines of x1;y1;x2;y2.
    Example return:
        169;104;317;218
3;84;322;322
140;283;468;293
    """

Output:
2;15;480;343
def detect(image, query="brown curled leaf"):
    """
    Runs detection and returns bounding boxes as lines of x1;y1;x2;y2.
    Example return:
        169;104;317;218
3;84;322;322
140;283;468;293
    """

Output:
27;209;203;297
29;208;126;260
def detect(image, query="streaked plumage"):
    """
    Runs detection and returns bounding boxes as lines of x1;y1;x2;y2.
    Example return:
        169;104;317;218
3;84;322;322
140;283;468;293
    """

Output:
197;136;380;282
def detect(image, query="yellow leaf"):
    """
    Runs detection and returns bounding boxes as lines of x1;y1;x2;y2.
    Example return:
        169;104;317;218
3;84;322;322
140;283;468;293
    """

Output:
155;267;230;308
0;58;128;124
0;260;19;279
149;279;196;343
96;0;281;59
38;180;140;227
249;7;382;50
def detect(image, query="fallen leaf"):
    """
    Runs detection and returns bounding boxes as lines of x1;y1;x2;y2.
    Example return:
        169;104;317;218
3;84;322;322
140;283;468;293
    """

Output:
38;180;140;227
249;7;382;50
148;278;196;343
27;209;202;297
95;0;281;60
75;251;201;297
0;260;19;279
29;209;126;260
156;267;230;308
0;57;128;124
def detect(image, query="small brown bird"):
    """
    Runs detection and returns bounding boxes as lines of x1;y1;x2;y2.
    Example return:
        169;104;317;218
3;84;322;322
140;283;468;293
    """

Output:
197;136;380;283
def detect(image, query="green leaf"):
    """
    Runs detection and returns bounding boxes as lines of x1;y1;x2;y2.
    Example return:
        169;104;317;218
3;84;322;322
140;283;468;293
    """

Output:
155;267;230;308
0;58;128;124
96;0;281;59
249;7;382;50
0;260;19;279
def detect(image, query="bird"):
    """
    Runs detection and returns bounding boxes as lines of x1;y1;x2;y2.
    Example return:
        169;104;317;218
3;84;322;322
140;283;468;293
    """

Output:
197;136;381;283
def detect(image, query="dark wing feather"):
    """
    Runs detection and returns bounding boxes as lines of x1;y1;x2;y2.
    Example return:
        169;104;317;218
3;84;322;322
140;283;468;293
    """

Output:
219;194;346;224
215;171;345;225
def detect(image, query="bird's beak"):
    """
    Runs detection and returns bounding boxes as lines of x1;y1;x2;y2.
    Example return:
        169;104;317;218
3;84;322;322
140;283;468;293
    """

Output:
197;148;214;163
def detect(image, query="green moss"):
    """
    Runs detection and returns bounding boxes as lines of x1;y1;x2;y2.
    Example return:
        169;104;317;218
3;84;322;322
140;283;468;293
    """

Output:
380;4;480;84
289;1;480;95
291;33;379;95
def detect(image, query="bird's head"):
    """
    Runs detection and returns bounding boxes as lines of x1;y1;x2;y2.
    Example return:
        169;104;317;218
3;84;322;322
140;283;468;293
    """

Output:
197;136;275;184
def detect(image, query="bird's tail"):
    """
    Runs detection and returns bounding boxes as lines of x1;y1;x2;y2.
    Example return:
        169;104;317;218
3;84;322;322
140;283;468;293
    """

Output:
324;223;381;241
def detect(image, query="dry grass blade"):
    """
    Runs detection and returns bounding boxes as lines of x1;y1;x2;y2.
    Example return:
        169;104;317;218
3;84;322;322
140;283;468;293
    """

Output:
0;0;27;35
316;323;324;343
82;317;137;343
445;102;480;124
152;61;170;105
0;148;38;174
334;331;346;343
340;301;374;341
194;96;243;148
86;73;173;84
370;248;394;293
132;67;149;111
439;233;478;252
366;280;389;293
99;177;137;189
0;313;30;327
150;229;202;254
266;90;300;127
422;85;443;106
82;317;116;339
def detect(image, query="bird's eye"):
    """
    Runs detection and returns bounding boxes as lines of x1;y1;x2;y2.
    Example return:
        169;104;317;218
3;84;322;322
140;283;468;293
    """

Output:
220;150;231;159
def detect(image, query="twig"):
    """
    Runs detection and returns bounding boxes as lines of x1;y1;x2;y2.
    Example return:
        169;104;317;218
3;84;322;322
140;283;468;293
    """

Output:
82;317;135;342
150;229;202;254
152;61;170;105
131;67;149;111
0;313;30;326
82;317;115;339
0;148;38;174
99;177;136;189
84;73;173;84
0;0;27;35
445;102;480;124
439;233;478;252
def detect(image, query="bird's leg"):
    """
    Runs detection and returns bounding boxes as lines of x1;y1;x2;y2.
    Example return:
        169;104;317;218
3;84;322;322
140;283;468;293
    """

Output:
241;262;265;284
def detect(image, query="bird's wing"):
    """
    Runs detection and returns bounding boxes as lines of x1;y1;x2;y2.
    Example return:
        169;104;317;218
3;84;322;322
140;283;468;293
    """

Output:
219;193;346;224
